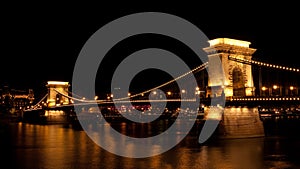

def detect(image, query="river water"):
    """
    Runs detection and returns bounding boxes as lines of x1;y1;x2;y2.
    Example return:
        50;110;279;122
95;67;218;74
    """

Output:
0;118;300;169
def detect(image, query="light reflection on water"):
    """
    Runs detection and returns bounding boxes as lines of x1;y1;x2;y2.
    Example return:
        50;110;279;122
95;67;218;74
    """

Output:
0;122;300;169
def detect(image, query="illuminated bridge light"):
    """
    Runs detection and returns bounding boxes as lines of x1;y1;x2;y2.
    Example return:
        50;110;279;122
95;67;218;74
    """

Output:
47;81;69;85
208;38;251;47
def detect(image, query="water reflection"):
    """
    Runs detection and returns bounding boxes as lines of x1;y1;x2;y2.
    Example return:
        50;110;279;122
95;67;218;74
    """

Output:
0;122;299;169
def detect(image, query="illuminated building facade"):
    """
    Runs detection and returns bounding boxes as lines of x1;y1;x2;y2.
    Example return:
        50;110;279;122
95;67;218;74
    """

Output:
0;85;34;114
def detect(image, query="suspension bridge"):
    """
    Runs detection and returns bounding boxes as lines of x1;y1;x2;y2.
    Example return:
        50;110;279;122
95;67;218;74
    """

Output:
22;37;300;138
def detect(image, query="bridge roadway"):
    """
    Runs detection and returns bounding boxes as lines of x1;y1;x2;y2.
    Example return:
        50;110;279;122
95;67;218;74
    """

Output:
21;95;300;124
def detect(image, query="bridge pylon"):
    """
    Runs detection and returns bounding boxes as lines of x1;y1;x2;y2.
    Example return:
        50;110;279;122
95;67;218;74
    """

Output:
46;81;70;107
202;38;265;139
203;38;257;98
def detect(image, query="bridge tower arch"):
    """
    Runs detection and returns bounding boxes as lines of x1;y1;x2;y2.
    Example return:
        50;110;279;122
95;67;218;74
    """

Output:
203;38;257;98
46;81;70;107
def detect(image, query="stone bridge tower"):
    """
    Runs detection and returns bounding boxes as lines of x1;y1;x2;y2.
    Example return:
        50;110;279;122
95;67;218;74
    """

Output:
46;81;70;107
202;38;264;139
203;38;257;98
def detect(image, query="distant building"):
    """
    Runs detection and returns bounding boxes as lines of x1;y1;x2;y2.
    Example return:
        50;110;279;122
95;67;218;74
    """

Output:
0;85;34;115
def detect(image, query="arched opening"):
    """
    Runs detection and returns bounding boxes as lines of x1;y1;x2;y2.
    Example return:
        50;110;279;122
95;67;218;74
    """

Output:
232;67;245;97
56;94;61;105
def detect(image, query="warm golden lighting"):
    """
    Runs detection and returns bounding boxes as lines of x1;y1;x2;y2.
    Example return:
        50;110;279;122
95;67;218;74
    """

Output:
262;86;267;91
167;91;172;95
290;86;294;90
273;85;278;90
94;96;98;100
208;38;251;48
47;81;69;85
224;88;233;97
205;107;223;120
45;110;65;116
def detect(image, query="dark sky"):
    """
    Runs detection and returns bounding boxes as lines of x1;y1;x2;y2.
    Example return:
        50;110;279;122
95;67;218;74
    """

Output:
1;2;300;99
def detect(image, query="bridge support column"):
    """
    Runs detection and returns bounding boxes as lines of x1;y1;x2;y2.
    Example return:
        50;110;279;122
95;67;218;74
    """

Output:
205;106;265;139
219;107;264;138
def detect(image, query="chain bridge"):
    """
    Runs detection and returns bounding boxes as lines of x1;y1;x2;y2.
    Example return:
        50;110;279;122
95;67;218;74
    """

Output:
23;38;300;139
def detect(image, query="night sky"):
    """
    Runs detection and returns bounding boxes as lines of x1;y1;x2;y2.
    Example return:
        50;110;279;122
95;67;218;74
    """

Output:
1;2;300;100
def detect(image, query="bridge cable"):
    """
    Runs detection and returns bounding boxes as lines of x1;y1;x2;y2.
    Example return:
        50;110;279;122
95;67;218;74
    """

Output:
52;62;208;104
229;56;300;72
110;62;208;101
29;93;48;110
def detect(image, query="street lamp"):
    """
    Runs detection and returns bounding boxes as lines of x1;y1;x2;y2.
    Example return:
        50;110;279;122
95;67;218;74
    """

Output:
290;86;294;96
261;86;267;96
272;85;281;96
